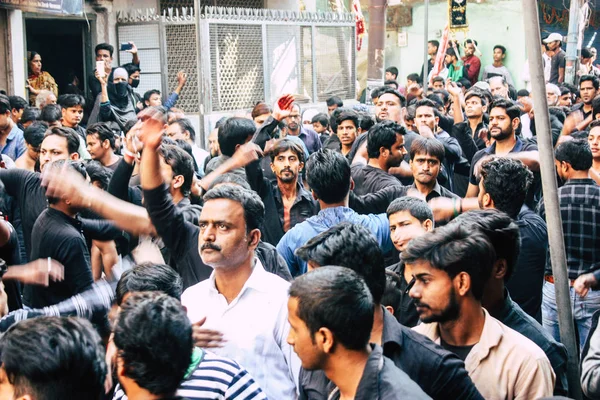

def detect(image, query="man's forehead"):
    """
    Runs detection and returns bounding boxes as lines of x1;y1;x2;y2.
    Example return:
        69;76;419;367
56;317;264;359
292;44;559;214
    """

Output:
379;93;400;104
390;210;420;224
42;135;68;149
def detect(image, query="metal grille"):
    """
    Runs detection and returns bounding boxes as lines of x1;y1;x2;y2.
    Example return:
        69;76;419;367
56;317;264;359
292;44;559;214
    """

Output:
165;24;199;113
210;24;264;112
160;0;263;14
314;26;354;101
117;24;164;99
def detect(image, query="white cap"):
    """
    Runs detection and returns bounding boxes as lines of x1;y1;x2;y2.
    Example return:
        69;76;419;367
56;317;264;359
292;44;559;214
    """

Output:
543;33;563;43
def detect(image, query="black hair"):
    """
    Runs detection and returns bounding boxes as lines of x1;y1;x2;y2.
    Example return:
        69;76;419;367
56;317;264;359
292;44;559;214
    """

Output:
559;84;573;96
432;76;445;84
479;157;532;219
384;80;399;89
335;110;359;130
592;97;600;118
289;266;374;350
464;38;478;47
428;40;440;49
122;62;141;76
123;119;137;135
116;263;183;306
270;138;305;164
452;210;520;282
582;47;593;59
376;87;407;107
433;89;450;105
405;105;416;121
415;98;439;114
21;107;40;124
40;104;62;124
95;43;114;57
410;136;445;163
218;117;256;157
114;292;192;396
326;96;344;108
159;144;195;197
174;139;200;173
0;95;11;114
464;90;488;107
58;94;85;109
489;98;521;122
493;45;507;55
84;160;113;190
208;173;251;191
555;139;593;171
580;74;600;91
296;222;386;303
86;122;116;149
329;107;347;133
306;149;351;204
516;89;530;98
382;270;403;320
311;112;330;128
170;118;196;141
406;73;422;84
366;120;406;159
0;317;106;400
458;78;472;90
359;113;376;132
370;86;386;102
143;89;161;104
548;106;567;124
385;66;399;77
572;130;590;140
203;184;264;232
446;48;458;58
386;196;433;223
402;223;496;300
589;119;600;131
8;96;27;111
45;126;81;155
23;121;48;148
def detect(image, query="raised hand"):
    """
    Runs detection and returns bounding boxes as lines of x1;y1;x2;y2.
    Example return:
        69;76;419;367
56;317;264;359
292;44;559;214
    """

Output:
137;107;167;150
41;163;94;209
4;258;64;286
272;94;295;122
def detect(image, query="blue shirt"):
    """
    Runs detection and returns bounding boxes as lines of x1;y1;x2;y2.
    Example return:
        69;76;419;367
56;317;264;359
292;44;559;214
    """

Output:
1;124;26;161
295;126;322;154
276;206;392;277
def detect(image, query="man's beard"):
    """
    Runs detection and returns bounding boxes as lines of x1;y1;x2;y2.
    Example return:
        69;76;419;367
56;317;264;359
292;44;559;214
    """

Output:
417;286;461;324
490;126;513;141
278;169;296;183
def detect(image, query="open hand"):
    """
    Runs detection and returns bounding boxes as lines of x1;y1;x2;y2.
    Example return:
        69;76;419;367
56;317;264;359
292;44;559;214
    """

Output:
272;94;294;122
232;142;264;168
5;258;64;286
41;163;94;209
137;107;167;150
192;317;226;348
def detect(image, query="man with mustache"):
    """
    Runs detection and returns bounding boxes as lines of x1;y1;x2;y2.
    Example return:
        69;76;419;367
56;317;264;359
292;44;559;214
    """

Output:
285;103;321;154
410;137;459;201
406;224;555;399
589;120;600;175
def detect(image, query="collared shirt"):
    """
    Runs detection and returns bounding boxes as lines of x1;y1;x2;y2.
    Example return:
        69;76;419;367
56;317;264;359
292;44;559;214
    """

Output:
387;262;420;328
327;344;430;400
410;181;460;202
508;206;548;322
181;259;300;400
414;308;555;400
294;126;322;154
350;164;404;196
299;309;482;400
538;178;600;279
0;124;26;161
493;290;569;396
0;279;115;333
451;120;487;163
276;207;393;277
273;182;318;231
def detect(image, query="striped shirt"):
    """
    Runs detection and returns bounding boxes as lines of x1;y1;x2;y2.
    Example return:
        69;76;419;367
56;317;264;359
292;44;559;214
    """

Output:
113;350;267;400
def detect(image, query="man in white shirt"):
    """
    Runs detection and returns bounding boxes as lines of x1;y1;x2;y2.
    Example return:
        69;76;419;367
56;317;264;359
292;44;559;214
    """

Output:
181;184;300;400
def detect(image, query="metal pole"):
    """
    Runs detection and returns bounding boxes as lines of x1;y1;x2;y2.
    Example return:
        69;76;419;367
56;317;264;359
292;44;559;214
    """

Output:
367;0;386;80
522;1;582;399
422;0;429;94
564;0;581;85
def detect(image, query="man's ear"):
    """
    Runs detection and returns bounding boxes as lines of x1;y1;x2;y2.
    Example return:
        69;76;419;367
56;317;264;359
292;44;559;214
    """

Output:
423;219;434;232
493;259;508;280
248;228;261;249
317;327;335;354
172;174;184;190
70;153;80;161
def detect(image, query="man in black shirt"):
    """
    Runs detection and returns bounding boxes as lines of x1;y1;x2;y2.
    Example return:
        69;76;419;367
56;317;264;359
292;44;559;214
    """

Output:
294;223;482;400
350;120;407;196
451;90;488;162
26;162;94;308
410;137;460;201
453;210;568;396
566;75;599;133
86;122;122;171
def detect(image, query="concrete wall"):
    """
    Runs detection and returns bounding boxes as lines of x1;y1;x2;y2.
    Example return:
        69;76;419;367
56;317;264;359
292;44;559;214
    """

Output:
384;0;527;89
0;9;9;92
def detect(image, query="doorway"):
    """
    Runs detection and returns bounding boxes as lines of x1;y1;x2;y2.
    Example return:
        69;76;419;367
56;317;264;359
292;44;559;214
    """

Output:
24;18;92;96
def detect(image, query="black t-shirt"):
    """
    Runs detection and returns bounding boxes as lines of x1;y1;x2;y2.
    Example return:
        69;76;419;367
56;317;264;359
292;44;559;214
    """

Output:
440;337;476;362
351;164;404;196
0;221;22;311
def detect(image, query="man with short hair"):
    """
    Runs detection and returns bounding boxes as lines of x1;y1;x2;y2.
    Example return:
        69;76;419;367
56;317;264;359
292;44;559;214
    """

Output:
205;117;256;176
385;66;399;81
40;103;62;127
482;45;514;85
58;94;86;136
295;222;482;399
462;39;481;85
431;76;445;90
20;106;40;130
142;71;187;110
540;139;600;347
15;121;46;171
451;90;488;162
0;95;26;162
351;121;407;196
406;224;555;399
277;149;392;276
478;157;547;322
285;103;322;154
114;291;267;400
8;96;27;127
89;42;140;99
166;118;209;175
86;122;122;170
410;137;459;200
326;96;343;115
453;210;569;396
421;41;438;82
544;33;565;84
565;74;599;133
558;85;573;107
589;120;600;174
445;48;465;82
0;317;107;398
334;110;359;157
288;266;429;400
414;99;462;192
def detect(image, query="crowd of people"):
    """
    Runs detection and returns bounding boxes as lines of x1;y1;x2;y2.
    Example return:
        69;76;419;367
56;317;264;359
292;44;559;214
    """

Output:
0;31;599;399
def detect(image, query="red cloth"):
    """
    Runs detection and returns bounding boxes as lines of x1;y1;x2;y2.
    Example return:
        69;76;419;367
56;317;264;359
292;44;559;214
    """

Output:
462;55;482;85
